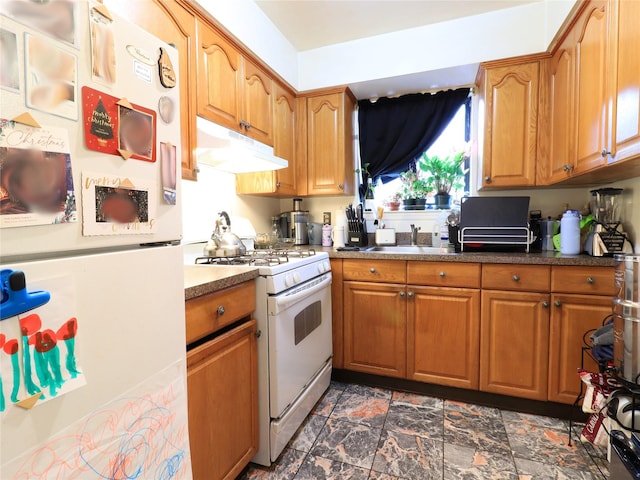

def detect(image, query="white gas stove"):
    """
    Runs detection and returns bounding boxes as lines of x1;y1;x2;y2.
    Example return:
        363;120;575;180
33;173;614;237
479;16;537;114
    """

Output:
184;242;333;466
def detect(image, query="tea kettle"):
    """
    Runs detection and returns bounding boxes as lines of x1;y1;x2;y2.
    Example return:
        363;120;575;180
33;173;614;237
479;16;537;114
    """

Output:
203;211;247;257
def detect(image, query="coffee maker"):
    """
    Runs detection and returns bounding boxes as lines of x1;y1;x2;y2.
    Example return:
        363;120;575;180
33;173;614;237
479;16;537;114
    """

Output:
585;188;626;256
278;198;309;245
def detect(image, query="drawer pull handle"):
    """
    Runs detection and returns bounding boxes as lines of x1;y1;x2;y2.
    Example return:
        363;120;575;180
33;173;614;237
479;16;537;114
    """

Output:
217;306;225;316
439;271;446;277
542;301;549;308
370;267;376;273
512;275;520;282
407;291;414;298
586;277;595;284
554;300;562;307
399;291;405;297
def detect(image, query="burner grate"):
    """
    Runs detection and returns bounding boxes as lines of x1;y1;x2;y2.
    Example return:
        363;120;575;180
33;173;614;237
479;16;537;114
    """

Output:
195;247;317;267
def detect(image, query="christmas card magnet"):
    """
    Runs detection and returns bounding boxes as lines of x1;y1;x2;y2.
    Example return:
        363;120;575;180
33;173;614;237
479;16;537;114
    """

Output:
82;86;156;162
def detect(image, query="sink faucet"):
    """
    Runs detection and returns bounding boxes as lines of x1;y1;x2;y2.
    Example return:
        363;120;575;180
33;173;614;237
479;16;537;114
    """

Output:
410;224;421;245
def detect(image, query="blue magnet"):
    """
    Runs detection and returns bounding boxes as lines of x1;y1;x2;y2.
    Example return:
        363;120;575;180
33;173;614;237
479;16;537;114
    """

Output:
0;269;51;320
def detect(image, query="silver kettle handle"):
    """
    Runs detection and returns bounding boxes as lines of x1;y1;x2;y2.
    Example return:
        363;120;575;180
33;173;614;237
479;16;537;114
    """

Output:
218;211;231;231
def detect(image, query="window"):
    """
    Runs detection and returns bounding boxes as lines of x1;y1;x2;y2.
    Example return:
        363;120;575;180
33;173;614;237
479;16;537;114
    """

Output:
373;103;469;206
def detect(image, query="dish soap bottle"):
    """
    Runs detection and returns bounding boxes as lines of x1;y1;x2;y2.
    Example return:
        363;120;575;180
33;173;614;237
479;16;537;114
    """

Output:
364;177;375;212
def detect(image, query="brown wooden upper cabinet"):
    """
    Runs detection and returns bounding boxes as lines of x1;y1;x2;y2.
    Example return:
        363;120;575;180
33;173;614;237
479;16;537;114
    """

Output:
236;82;298;196
539;0;640;184
197;20;273;146
608;0;640;164
477;58;542;188
303;88;356;196
573;0;609;175
104;0;199;180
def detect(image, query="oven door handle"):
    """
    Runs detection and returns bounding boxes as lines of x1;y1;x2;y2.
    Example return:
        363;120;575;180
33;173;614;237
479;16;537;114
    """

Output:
275;275;332;310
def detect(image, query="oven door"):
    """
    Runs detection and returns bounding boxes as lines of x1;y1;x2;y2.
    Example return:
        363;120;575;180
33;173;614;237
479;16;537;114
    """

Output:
267;272;332;418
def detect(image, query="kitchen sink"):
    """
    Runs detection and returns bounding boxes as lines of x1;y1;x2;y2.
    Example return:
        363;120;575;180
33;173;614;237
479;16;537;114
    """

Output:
363;245;452;254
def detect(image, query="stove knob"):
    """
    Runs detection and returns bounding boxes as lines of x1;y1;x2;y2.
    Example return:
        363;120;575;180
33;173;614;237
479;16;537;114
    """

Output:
324;260;330;272
317;263;325;274
293;273;302;284
285;274;294;287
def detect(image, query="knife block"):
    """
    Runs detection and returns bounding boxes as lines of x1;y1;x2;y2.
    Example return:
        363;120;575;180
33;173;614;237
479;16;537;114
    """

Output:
348;222;368;247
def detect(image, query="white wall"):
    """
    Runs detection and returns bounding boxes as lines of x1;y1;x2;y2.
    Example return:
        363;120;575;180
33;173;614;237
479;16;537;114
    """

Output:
194;0;299;86
196;0;577;93
181;165;281;243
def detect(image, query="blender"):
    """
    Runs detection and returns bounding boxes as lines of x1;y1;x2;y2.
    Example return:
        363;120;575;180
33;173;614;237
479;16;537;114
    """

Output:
585;188;626;256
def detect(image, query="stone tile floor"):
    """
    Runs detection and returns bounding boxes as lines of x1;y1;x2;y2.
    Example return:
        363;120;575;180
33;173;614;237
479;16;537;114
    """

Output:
240;381;609;480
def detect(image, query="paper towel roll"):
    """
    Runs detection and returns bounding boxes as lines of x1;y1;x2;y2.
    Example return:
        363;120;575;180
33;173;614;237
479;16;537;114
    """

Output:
334;209;348;243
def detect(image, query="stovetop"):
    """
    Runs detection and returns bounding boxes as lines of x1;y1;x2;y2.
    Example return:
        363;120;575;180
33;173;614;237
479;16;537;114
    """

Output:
186;242;330;279
195;247;319;267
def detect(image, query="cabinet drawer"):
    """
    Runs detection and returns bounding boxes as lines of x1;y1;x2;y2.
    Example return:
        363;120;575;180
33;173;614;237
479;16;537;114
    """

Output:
343;259;406;283
551;266;615;296
407;262;480;288
186;281;256;344
482;264;550;292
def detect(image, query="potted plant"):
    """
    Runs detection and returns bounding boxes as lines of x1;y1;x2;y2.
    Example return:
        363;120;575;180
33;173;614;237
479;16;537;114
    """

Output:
418;151;465;209
385;193;402;211
398;168;430;210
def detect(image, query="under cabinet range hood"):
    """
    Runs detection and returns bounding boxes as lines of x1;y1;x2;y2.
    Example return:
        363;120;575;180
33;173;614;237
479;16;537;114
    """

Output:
195;116;288;173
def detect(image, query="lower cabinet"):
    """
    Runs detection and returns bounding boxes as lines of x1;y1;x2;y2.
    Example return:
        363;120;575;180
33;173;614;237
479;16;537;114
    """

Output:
547;294;612;403
408;286;480;389
187;319;258;480
339;259;615;405
480;290;550;400
344;281;407;377
547;265;616;404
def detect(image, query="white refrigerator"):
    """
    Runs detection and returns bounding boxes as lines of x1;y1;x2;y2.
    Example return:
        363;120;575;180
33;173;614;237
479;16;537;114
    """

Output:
0;2;191;478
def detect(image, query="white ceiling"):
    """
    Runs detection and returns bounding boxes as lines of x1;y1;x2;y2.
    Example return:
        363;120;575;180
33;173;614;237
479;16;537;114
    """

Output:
254;0;542;52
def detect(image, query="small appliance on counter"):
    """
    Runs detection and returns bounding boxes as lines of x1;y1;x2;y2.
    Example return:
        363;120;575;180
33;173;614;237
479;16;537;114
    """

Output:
457;196;533;252
278;198;310;245
585;188;629;256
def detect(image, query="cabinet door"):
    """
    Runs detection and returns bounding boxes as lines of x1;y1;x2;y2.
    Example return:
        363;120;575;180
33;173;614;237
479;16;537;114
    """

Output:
574;0;608;173
548;294;612;404
331;259;344;368
197;22;242;131
543;34;576;183
609;0;640;162
480;290;550;400
481;62;539;187
187;320;258;480
104;0;198;180
236;82;297;196
344;281;406;377
408;286;480;389
241;58;273;146
272;83;298;195
306;93;353;195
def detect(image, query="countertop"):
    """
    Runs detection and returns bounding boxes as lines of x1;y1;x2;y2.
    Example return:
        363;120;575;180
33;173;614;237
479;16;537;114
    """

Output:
322;247;618;266
184;264;259;300
183;247;616;299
